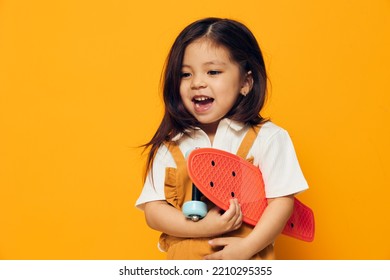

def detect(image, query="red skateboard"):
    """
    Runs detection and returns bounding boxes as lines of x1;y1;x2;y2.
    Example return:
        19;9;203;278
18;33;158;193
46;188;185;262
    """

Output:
186;148;315;242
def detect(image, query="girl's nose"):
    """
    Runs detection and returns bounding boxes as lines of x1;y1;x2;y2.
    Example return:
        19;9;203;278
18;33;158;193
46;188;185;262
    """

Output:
190;75;207;90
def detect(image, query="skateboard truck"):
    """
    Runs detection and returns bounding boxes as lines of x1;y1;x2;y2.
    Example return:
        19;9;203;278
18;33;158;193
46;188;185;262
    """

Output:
182;149;208;221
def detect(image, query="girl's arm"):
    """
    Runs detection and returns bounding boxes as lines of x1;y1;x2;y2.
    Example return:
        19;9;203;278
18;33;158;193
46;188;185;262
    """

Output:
205;195;294;259
144;198;242;238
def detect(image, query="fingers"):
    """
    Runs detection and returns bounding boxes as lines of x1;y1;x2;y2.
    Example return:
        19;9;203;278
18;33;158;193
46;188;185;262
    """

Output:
223;198;238;218
204;239;227;260
202;199;242;235
204;251;222;260
205;237;241;260
221;199;242;229
208;237;228;248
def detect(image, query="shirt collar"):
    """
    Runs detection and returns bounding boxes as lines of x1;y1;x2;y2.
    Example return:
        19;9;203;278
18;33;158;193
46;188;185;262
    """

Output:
222;118;246;132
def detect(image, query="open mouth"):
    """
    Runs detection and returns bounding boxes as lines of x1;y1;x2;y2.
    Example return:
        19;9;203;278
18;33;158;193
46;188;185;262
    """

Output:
192;96;214;106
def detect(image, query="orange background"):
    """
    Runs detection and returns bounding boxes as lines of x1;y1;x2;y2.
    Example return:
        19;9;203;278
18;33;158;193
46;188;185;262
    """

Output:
0;0;389;259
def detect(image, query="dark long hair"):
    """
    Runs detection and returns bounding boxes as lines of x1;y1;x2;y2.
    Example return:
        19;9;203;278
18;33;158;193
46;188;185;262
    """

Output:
143;17;268;177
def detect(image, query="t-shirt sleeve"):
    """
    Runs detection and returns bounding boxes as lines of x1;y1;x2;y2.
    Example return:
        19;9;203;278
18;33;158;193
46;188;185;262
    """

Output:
258;128;309;198
135;145;172;210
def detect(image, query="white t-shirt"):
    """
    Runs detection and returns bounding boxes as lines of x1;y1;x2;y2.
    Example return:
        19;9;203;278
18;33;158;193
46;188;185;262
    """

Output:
136;119;308;210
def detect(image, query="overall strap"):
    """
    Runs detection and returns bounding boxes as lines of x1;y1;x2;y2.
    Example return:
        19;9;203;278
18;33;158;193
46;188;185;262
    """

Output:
163;141;192;208
164;141;186;169
236;124;263;159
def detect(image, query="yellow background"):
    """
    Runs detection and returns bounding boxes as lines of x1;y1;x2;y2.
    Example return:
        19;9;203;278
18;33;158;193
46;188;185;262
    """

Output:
1;0;389;259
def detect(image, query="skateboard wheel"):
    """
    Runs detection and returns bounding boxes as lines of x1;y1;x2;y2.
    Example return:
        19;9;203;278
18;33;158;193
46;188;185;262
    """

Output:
182;200;207;221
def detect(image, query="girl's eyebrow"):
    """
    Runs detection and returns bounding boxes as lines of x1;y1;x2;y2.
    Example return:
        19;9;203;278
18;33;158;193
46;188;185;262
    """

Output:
204;61;227;66
182;61;227;68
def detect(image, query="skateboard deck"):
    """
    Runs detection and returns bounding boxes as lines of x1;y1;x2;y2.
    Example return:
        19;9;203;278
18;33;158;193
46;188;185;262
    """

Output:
187;148;315;242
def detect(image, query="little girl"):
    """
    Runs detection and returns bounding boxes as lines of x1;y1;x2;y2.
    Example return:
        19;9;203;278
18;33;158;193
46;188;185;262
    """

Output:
136;17;308;260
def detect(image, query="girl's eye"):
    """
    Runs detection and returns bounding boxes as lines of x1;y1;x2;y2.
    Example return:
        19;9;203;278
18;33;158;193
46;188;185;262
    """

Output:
208;70;221;75
181;72;191;78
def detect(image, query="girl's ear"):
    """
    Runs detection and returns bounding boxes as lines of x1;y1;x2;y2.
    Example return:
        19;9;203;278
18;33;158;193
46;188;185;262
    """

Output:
240;71;253;96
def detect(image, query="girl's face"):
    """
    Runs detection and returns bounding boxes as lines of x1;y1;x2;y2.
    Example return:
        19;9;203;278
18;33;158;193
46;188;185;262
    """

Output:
180;39;251;132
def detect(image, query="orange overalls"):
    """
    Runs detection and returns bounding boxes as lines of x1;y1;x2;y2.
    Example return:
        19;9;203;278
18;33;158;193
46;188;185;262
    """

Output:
159;125;275;259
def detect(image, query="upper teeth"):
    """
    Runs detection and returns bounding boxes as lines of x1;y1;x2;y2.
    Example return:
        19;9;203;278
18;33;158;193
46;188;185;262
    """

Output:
194;97;210;101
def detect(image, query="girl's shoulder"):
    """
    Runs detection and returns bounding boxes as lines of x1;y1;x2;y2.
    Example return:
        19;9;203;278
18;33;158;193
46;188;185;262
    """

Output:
152;142;176;168
258;121;288;143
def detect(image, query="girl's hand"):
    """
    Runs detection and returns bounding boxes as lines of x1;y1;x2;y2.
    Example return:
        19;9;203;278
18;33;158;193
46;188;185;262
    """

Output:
204;237;254;260
199;198;242;236
205;195;295;259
